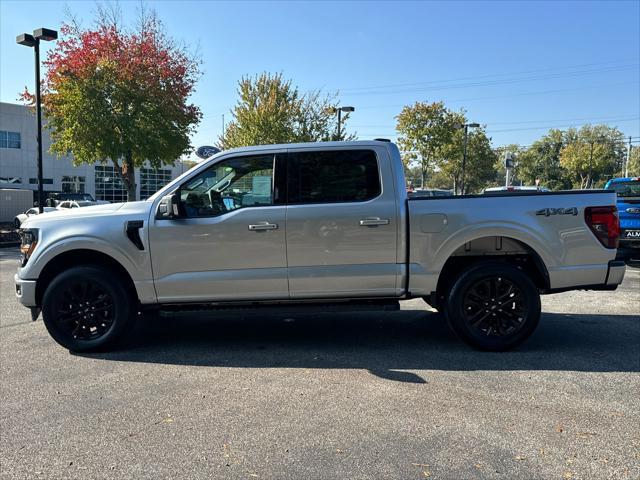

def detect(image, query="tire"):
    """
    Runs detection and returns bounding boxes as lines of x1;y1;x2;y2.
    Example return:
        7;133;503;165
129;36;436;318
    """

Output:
443;262;541;351
14;218;21;229
42;266;135;352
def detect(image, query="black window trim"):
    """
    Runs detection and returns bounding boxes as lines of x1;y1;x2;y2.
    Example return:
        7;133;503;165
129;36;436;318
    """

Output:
284;147;383;206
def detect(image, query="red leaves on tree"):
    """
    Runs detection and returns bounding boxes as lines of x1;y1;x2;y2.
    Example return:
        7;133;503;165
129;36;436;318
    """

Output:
22;12;202;201
41;18;199;101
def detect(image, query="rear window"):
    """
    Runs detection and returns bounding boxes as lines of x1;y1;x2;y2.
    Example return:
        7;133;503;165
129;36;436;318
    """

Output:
608;180;640;198
287;149;381;204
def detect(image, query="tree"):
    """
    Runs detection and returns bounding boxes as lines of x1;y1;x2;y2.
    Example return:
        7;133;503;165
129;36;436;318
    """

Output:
626;146;640;177
220;72;353;149
438;127;497;194
395;101;463;188
21;8;201;201
560;125;626;189
517;129;571;190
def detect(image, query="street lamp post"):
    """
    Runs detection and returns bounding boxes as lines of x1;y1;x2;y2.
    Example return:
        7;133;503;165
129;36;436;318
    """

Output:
331;106;355;140
455;122;480;195
16;28;58;213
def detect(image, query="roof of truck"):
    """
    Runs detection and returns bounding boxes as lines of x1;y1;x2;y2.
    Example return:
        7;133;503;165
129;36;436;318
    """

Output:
218;140;395;156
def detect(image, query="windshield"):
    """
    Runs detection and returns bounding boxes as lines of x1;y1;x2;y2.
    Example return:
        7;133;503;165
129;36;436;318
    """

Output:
608;180;640;198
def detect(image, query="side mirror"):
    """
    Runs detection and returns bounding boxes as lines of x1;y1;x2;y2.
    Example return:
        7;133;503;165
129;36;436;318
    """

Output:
157;192;181;219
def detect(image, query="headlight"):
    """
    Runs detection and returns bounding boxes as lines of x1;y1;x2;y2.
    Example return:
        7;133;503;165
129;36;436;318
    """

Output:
19;228;39;267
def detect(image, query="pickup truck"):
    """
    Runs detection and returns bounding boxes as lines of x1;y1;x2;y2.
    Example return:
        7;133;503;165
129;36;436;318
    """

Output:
15;140;625;352
605;176;640;260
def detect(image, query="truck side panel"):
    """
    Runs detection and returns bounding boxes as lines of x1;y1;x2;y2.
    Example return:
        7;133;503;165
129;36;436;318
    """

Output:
407;191;619;295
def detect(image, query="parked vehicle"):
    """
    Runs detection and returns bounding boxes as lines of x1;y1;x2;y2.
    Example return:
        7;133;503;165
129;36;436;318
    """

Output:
56;200;100;210
15;141;625;352
408;188;453;198
484;185;550;193
605;176;640;260
1;188;33;224
45;192;98;207
13;207;57;228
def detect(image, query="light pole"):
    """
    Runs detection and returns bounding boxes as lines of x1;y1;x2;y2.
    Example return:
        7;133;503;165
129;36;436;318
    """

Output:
331;106;354;140
455;122;480;195
16;28;58;213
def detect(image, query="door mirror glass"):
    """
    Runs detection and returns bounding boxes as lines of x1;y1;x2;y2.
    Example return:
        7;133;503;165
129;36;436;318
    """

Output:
157;192;181;219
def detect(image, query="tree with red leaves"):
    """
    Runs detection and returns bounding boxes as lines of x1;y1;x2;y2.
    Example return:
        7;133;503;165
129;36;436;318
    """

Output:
21;9;201;201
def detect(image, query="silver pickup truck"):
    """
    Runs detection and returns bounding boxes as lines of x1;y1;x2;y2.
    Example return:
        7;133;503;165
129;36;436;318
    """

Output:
15;140;625;352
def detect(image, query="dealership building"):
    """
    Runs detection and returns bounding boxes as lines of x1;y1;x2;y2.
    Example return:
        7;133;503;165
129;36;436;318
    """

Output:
0;102;190;203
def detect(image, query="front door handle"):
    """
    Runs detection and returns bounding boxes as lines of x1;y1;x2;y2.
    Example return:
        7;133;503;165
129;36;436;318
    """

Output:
359;217;390;226
248;222;278;231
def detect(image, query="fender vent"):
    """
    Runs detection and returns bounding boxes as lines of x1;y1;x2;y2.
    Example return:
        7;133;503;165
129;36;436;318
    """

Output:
126;220;144;250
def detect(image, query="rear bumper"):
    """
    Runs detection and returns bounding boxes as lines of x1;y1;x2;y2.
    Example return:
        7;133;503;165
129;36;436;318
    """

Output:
605;260;626;286
543;260;625;294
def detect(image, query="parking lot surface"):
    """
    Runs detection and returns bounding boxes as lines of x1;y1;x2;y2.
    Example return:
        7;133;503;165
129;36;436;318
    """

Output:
1;247;638;479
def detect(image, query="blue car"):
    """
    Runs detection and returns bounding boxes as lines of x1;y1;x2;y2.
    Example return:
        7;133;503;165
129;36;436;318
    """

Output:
605;177;640;260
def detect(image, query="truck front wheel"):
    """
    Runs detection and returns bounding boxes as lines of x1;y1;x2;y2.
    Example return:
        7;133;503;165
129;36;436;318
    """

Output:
42;266;135;352
444;262;541;351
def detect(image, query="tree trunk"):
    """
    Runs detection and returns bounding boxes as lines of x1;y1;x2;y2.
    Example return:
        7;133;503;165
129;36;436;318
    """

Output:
123;150;136;202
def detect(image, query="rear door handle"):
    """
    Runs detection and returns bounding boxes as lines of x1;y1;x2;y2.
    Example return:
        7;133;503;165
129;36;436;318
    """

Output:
359;217;390;226
248;222;278;231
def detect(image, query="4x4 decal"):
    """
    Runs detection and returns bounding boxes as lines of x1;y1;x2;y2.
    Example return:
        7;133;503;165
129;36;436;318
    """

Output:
536;207;578;217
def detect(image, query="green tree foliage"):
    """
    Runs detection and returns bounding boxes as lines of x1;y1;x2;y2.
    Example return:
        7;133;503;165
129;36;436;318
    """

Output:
22;8;202;201
517;130;572;190
560;125;626;188
439;127;497;194
220;73;353;148
627;147;640;177
396;101;463;188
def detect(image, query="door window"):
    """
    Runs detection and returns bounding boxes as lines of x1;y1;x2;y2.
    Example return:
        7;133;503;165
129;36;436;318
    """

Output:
287;149;381;204
180;154;275;218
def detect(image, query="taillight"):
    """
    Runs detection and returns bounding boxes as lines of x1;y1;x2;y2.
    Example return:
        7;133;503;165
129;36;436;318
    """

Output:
585;206;620;249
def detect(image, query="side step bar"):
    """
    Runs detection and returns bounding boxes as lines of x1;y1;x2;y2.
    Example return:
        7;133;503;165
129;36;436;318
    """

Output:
156;299;400;316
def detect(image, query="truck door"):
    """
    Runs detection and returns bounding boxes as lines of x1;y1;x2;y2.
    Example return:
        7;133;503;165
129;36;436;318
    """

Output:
285;146;400;298
149;152;288;303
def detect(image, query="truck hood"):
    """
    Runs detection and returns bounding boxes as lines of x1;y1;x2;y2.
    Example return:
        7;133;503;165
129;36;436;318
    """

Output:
21;201;152;229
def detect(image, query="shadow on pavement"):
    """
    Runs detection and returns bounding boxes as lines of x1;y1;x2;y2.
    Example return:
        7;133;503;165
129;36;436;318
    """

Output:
76;308;640;382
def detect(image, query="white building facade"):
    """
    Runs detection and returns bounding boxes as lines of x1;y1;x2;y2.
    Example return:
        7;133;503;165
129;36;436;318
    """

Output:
0;102;189;204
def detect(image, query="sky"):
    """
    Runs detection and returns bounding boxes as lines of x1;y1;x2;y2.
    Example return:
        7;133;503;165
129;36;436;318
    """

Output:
1;0;639;154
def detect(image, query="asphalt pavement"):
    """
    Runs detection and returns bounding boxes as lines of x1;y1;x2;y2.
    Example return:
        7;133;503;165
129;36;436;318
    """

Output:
0;247;638;479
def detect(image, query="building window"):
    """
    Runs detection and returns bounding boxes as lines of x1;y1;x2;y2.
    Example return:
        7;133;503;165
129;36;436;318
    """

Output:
29;178;54;185
0;131;21;149
140;168;172;199
61;176;85;193
94;165;126;202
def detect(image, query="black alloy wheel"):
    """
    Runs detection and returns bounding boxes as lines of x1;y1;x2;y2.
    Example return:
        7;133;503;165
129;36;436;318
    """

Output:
42;266;134;352
53;280;115;341
462;276;526;338
444;262;541;351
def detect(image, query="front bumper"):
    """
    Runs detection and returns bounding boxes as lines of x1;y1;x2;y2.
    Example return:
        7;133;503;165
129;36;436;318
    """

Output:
14;274;37;307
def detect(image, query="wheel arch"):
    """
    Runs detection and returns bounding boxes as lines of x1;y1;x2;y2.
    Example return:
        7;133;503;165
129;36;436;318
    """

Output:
35;249;139;307
430;235;550;309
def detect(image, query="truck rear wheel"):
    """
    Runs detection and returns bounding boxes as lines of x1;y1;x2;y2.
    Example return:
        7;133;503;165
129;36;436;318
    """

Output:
443;262;541;351
42;266;134;352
